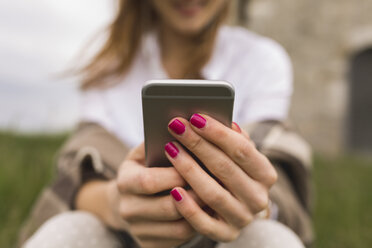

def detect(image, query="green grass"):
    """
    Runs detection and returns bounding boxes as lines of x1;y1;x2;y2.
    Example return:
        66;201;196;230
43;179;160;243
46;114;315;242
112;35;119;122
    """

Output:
0;132;67;248
313;155;372;247
0;132;371;247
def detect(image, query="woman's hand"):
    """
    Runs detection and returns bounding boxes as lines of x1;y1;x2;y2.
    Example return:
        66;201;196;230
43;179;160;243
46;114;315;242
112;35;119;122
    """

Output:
111;143;203;248
165;114;278;242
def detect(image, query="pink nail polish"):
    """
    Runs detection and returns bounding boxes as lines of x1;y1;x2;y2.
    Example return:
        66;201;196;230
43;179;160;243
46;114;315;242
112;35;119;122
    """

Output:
233;122;242;133
165;142;179;158
168;119;185;135
190;114;206;128
171;188;183;202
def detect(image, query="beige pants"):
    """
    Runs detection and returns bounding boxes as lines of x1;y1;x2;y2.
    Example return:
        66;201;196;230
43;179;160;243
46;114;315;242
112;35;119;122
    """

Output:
23;211;304;248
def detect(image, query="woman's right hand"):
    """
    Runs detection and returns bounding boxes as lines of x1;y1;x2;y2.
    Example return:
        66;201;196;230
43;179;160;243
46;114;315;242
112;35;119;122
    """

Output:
108;143;199;248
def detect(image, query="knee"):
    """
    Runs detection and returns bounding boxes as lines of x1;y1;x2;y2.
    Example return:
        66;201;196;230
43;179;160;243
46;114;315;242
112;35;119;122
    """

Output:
23;211;121;248
216;219;305;248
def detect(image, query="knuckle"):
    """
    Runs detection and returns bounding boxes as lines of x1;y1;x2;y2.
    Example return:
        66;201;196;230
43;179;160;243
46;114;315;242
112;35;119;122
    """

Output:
266;166;278;186
214;126;228;140
182;204;199;220
231;208;253;229
138;171;156;194
119;201;134;220
161;198;181;219
258;155;278;186
214;159;235;180
188;135;204;152
235;212;253;229
116;172;128;193
181;161;197;178
233;141;252;163
205;190;226;207
253;192;269;212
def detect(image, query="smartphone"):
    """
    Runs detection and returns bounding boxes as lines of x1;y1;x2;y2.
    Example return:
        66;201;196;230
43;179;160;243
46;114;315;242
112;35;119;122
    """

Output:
142;79;235;167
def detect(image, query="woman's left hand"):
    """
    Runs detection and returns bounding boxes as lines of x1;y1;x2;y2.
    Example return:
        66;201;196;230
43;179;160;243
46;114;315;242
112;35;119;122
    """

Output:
165;114;278;242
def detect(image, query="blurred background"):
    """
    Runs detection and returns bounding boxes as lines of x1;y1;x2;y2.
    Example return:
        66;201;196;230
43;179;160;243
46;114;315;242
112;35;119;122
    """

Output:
0;0;113;133
0;0;371;247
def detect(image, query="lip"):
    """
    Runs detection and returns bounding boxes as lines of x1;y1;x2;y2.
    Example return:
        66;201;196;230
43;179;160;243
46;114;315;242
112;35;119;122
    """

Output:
173;0;205;17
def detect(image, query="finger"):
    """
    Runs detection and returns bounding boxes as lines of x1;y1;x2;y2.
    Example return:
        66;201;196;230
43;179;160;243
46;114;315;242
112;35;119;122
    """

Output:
231;122;242;133
167;120;269;213
138;238;187;248
187;190;205;207
126;142;145;163
241;128;251;140
130;219;195;241
189;114;277;186
231;122;258;155
117;163;186;194
120;194;181;221
171;187;240;242
231;122;251;140
120;191;205;222
165;142;253;228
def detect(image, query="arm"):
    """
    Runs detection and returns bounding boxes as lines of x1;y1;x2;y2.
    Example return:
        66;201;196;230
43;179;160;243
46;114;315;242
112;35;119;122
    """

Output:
244;120;313;246
21;122;206;248
18;122;128;245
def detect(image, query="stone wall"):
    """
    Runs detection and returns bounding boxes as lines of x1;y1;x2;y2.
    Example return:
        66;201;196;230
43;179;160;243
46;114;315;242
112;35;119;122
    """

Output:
237;0;372;154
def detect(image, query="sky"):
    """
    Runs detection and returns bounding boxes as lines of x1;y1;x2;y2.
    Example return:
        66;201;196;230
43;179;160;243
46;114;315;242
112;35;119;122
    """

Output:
0;0;114;133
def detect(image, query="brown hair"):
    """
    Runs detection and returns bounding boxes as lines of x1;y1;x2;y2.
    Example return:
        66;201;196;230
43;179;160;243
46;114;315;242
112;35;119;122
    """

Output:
80;0;229;90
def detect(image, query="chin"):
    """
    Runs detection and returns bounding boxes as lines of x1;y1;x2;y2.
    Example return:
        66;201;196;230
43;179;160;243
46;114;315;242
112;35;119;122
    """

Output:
172;21;207;36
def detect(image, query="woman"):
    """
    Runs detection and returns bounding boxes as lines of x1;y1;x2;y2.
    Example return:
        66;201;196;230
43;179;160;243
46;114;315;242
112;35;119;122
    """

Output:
21;0;313;247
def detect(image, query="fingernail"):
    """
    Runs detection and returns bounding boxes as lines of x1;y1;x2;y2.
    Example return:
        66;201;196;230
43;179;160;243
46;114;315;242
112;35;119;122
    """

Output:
233;122;242;133
190;114;206;128
168;119;185;135
171;188;183;202
165;142;179;158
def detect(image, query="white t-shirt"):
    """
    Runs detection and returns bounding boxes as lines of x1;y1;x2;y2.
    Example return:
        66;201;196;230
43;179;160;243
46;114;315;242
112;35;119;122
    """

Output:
79;26;293;148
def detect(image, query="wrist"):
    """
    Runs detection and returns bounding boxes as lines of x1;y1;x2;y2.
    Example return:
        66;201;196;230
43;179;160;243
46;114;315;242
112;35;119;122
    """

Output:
104;180;123;228
76;179;125;230
105;180;132;231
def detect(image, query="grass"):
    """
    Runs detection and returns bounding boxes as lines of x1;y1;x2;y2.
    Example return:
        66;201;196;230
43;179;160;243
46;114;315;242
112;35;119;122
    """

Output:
0;132;66;248
0;132;371;247
313;155;372;247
